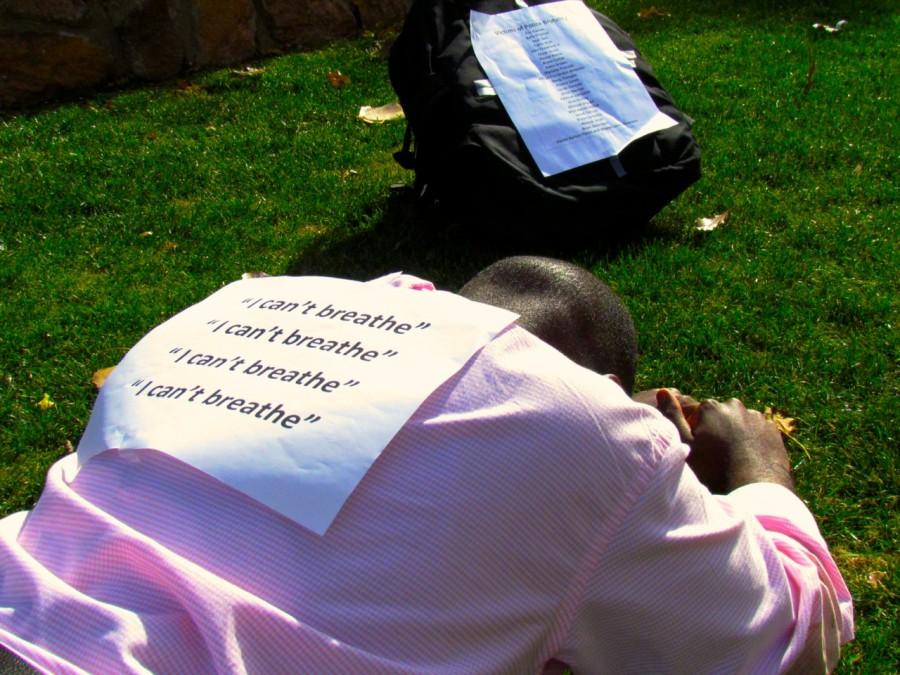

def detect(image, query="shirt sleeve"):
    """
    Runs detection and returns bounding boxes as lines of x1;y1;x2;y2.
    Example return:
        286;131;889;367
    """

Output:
558;418;854;674
724;483;854;672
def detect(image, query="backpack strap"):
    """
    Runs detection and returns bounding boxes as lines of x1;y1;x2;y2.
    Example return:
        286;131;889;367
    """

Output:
394;124;416;170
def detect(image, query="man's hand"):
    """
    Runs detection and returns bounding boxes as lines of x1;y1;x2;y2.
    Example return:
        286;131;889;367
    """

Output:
633;388;699;443
641;389;793;494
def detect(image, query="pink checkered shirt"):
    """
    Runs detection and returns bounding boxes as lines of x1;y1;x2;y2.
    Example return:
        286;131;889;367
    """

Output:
0;275;853;673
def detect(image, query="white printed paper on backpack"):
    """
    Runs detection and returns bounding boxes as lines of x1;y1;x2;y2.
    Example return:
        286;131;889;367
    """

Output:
470;0;677;176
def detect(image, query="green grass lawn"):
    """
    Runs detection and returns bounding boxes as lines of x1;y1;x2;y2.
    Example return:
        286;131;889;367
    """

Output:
1;0;897;670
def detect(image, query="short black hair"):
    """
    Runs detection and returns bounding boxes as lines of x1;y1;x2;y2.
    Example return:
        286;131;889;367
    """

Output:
459;256;638;393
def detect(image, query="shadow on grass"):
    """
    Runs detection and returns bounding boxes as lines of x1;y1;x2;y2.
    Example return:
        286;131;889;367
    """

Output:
286;189;667;290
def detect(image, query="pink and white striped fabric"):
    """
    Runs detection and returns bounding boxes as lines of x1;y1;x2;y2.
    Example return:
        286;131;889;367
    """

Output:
0;275;853;673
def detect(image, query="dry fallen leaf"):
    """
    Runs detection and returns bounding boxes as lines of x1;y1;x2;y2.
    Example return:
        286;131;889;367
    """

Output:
853;164;863;176
358;102;405;124
695;210;730;231
765;406;810;459
327;70;351;88
764;407;797;436
92;366;116;390
867;570;887;589
812;20;847;33
231;65;265;77
140;230;154;238
37;393;55;410
638;6;671;19
64;440;75;454
162;241;178;252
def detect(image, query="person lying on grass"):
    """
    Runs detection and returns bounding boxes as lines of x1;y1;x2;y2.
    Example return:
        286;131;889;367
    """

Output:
0;256;852;674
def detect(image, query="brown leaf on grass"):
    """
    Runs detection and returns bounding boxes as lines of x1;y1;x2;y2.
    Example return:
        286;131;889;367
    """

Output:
764;406;797;436
812;20;848;33
64;440;75;454
140;230;154;238
853;164;863;176
638;6;671;19
833;550;895;599
764;406;810;459
37;393;55;410
92;366;116;390
867;570;887;590
358;102;405;124
327;70;351;88
162;241;178;252
231;65;265;77
695;210;730;231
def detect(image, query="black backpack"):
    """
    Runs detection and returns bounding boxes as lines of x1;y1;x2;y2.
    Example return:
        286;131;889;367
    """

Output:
389;0;701;244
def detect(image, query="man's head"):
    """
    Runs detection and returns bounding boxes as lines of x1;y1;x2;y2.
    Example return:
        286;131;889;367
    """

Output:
459;256;638;394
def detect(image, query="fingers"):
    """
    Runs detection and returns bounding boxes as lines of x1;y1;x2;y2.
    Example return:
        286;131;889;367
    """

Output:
678;394;701;429
633;388;699;410
632;389;662;408
675;391;700;408
656;388;694;444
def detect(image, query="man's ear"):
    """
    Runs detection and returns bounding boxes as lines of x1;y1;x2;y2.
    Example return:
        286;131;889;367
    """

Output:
607;373;623;388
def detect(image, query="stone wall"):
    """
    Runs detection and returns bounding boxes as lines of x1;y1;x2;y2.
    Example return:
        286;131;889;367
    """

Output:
0;0;410;108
